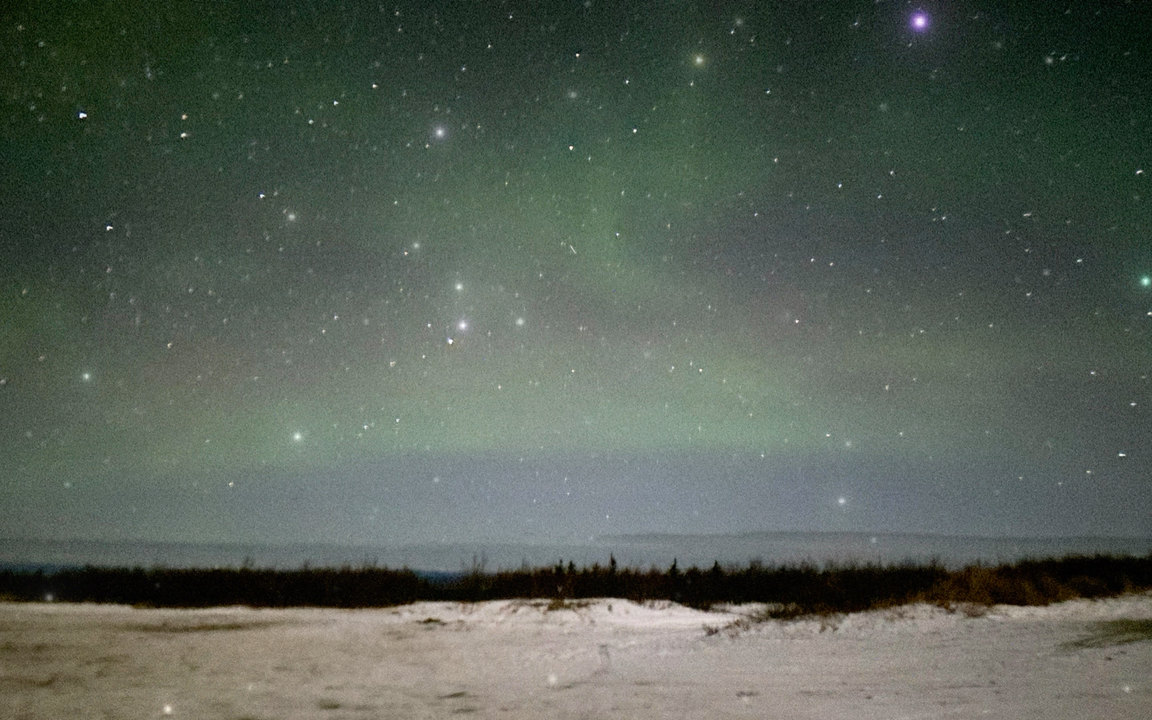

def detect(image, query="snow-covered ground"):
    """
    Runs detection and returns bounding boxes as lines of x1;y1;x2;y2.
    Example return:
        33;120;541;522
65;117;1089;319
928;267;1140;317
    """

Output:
2;594;1150;719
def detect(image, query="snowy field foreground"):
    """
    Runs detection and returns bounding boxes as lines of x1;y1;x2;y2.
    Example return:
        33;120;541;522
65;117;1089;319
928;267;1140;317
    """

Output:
2;595;1151;719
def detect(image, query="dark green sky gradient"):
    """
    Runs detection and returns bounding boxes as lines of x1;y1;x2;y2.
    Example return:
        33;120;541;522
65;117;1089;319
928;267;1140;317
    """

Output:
2;0;1150;545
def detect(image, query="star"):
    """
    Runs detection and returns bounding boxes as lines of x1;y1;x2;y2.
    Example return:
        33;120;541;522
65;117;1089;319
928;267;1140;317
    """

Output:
910;12;931;32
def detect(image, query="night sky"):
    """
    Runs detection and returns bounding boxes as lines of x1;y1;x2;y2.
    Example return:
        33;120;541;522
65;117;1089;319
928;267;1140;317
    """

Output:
2;0;1150;550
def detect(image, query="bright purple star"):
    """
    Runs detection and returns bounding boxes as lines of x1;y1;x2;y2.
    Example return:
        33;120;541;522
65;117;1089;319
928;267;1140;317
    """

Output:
910;12;931;32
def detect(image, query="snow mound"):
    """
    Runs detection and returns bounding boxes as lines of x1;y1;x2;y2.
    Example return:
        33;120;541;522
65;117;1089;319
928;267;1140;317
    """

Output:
382;597;743;630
